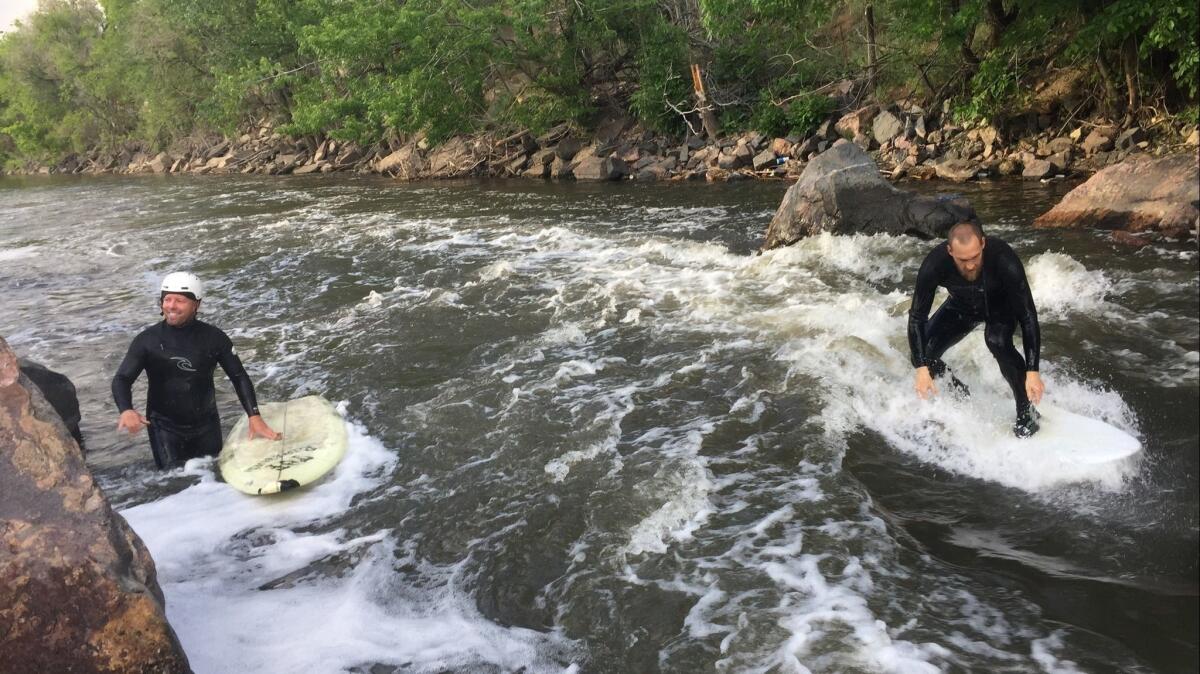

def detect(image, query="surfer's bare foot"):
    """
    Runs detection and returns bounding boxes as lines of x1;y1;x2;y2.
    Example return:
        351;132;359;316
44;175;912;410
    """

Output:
1013;406;1040;438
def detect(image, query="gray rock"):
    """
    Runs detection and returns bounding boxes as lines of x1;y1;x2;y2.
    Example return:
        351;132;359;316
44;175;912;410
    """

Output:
872;110;904;144
375;146;423;179
794;136;818;159
506;154;529;175
761;141;979;251
997;158;1022;176
554;137;584;160
913;116;927;139
835;106;878;139
550;156;574;179
752;150;778;171
1022;158;1054;179
1115;127;1147;150
815;119;837;141
1046;137;1073;155
427;137;474;177
933;158;979;182
147;152;173;175
1047;151;1071;173
573;155;628;181
717;149;746;170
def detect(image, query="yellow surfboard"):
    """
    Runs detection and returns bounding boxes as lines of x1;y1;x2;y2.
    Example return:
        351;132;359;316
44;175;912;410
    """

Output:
219;395;348;495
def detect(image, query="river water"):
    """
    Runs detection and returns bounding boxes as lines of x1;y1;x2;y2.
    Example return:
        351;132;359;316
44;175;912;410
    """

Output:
1;175;1196;673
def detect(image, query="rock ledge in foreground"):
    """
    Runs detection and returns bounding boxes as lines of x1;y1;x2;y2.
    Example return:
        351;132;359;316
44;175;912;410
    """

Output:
0;335;191;673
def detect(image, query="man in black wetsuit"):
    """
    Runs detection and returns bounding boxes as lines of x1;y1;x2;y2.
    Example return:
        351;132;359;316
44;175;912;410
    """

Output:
112;272;279;468
908;222;1045;437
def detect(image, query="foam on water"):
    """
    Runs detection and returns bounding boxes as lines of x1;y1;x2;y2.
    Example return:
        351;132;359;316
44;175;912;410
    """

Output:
121;415;579;673
8;180;1177;672
0;244;40;261
1025;252;1113;318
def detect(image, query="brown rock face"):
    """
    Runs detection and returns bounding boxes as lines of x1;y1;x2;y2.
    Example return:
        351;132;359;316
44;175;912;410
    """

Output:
0;335;191;673
1033;154;1199;234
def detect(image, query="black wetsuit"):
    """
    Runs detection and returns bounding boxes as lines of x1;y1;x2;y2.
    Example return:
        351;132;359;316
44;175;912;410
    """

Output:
907;237;1040;415
112;319;260;469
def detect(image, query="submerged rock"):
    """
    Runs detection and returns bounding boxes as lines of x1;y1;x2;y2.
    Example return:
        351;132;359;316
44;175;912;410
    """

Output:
17;358;83;448
761;140;978;251
1033;154;1199;235
0;335;191;673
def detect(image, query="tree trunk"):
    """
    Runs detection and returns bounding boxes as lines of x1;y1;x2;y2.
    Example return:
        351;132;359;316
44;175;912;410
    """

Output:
1121;36;1139;115
866;6;878;98
1095;53;1119;118
691;63;721;139
983;0;1018;50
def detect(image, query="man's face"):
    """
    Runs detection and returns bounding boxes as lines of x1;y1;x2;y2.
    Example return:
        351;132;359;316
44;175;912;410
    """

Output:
161;293;199;326
948;236;985;282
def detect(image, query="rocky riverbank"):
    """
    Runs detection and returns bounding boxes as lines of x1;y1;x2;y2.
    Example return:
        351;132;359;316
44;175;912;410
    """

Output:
7;102;1198;188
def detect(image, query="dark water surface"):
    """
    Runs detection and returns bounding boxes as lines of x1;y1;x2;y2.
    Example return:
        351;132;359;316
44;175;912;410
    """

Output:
1;174;1196;673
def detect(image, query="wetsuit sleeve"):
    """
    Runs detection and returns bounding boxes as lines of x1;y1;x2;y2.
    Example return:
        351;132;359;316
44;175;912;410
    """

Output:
998;247;1041;371
907;248;943;368
111;335;146;412
215;333;261;416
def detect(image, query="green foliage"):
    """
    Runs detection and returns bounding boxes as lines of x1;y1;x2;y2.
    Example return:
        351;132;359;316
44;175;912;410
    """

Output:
1;0;1197;167
752;93;836;137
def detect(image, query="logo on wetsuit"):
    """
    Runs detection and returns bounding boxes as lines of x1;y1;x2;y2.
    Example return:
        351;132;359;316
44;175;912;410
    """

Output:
170;356;197;372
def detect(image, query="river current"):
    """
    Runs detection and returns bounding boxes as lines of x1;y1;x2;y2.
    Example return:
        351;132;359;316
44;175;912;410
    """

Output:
1;175;1196;673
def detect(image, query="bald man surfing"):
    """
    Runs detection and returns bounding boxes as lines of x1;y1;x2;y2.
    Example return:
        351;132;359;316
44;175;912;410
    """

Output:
907;222;1044;437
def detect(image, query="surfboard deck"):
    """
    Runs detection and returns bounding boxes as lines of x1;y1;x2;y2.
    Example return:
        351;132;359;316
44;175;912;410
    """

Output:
219;395;348;495
995;403;1141;465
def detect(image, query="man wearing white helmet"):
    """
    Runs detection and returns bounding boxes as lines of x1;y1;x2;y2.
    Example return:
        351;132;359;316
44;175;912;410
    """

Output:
112;272;280;469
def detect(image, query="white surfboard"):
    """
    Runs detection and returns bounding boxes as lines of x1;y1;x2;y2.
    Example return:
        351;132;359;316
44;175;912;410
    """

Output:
219;395;348;495
994;403;1141;464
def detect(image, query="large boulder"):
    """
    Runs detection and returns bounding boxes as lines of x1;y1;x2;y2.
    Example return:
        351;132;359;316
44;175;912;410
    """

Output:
17;358;83;448
835;106;878;139
0;336;191;673
761;140;978;251
933;158;980;182
375;145;424;180
1081;126;1117;155
573;154;629;181
147;152;173;175
1033;153;1199;235
427;137;476;178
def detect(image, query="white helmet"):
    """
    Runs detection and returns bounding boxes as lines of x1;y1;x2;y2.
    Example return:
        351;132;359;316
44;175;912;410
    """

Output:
160;271;204;301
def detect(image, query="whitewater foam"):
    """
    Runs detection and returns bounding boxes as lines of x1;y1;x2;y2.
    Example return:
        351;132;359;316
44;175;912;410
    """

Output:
121;416;579;673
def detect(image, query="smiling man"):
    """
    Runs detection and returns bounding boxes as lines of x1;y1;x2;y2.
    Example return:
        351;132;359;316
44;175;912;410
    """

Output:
907;222;1045;437
112;272;279;468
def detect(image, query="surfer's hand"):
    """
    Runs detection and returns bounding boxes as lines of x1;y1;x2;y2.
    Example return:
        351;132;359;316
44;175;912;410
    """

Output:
1025;371;1044;405
247;415;281;441
914;366;938;399
116;410;149;433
